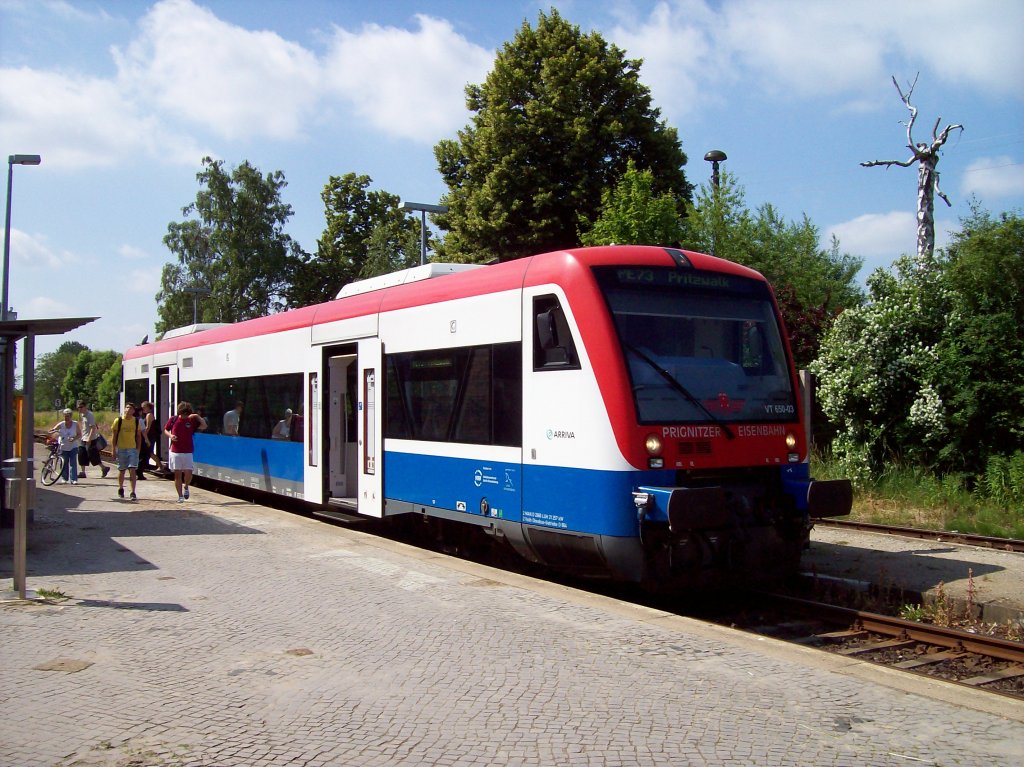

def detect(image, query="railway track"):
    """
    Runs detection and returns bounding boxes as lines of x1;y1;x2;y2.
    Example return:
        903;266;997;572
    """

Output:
717;592;1024;699
816;517;1024;553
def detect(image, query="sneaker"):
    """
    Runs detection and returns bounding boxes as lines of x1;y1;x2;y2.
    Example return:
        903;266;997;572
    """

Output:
130;492;137;502
177;496;185;504
101;466;110;478
117;487;124;498
58;478;67;484
70;480;78;485
183;486;190;500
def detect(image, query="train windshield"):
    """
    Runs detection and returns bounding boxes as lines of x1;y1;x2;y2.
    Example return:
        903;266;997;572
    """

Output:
594;266;797;424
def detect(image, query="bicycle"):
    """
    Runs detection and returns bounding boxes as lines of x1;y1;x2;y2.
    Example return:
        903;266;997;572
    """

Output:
40;438;65;486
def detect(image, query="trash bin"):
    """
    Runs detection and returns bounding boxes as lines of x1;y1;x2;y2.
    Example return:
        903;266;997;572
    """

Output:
2;457;35;527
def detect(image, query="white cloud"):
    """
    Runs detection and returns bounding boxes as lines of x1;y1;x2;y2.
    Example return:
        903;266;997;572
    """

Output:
19;295;75;319
118;244;150;261
828;211;955;279
126;267;162;296
612;0;1024;121
609;1;722;118
0;66;206;169
113;0;322;141
828;211;915;278
8;229;69;270
322;14;493;143
961;156;1024;200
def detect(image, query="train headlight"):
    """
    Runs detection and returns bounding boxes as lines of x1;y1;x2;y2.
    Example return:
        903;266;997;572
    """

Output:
644;433;663;456
645;434;664;468
785;432;798;449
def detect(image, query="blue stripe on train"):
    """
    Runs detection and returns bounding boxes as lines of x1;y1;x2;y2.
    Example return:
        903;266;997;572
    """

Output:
193;433;304;483
383;451;663;538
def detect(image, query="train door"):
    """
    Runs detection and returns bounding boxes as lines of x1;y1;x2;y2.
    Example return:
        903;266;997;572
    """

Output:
325;338;383;517
327;353;357;504
156;366;176;468
356;338;383;517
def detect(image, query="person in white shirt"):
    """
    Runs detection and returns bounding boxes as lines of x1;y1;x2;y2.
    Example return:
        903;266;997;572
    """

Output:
48;408;81;484
76;400;110;478
223;402;243;436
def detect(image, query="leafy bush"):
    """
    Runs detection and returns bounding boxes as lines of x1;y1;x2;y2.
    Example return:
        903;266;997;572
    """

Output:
813;207;1023;485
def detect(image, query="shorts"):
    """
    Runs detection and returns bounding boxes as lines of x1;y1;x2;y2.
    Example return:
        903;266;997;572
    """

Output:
168;452;194;472
116;447;139;471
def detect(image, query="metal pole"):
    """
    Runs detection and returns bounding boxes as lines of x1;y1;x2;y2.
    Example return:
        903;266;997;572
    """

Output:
419;211;427;266
14;333;33;598
2;160;13;322
400;201;447;267
2;162;15;475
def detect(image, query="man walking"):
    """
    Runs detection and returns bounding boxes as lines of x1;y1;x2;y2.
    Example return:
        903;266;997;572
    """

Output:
76;400;110;478
112;402;142;501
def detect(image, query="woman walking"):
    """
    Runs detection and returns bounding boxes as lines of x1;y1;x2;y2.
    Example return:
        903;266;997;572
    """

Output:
137;401;159;479
164;401;207;503
48;408;81;484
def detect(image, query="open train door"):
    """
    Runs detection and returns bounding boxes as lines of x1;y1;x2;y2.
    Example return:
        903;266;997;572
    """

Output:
355;337;383;517
155;364;177;470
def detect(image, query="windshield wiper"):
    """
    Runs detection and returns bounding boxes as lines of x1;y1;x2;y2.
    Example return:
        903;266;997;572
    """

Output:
625;344;735;439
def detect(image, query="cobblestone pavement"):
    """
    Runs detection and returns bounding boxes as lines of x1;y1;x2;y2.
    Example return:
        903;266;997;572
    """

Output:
2;459;1023;767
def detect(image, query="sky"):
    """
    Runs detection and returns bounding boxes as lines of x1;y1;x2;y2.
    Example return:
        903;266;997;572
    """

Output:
1;0;1022;365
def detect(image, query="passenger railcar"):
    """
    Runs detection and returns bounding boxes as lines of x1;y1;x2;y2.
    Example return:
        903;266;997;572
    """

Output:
122;245;851;589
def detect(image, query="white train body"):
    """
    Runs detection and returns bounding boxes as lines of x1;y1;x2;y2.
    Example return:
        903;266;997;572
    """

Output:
123;246;851;587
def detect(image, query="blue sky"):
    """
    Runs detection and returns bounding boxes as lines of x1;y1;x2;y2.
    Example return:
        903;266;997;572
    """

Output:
2;0;1022;363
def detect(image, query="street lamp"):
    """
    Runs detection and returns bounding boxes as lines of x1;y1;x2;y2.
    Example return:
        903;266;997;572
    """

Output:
183;286;211;325
703;150;727;257
703;149;727;191
400;201;448;265
3;154;42;321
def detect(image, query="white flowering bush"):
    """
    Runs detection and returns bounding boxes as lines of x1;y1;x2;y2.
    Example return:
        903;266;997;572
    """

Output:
812;253;950;482
813;207;1024;492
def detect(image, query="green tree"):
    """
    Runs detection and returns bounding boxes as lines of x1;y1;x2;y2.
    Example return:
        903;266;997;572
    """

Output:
287;173;422;306
811;207;1023;484
156;157;304;332
811;257;950;484
62;350;121;411
683;171;863;368
935;207;1024;473
434;9;690;263
579;160;686;246
35;341;88;411
362;219;422;279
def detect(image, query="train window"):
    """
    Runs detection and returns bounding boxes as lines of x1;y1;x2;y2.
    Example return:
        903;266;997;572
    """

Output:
124;378;147;410
180;372;303;439
594;266;797;424
385;342;522;447
533;295;580;371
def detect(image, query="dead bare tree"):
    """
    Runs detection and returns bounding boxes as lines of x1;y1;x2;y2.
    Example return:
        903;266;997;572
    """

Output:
862;74;963;262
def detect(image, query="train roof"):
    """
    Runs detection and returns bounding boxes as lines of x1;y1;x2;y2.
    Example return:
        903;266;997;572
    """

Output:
124;245;767;360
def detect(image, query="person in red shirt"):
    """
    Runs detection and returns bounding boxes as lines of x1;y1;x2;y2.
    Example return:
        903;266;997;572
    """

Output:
164;401;207;504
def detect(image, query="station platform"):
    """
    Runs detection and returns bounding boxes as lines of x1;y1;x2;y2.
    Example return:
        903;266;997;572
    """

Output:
2;447;1023;767
806;523;1024;623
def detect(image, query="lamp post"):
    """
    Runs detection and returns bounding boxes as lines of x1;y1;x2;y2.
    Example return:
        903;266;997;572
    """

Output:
3;154;42;321
703;150;727;257
703;149;727;191
400;201;448;265
183;286;211;325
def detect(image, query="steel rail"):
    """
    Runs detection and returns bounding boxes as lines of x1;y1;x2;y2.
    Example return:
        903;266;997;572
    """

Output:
769;593;1024;663
816;518;1024;553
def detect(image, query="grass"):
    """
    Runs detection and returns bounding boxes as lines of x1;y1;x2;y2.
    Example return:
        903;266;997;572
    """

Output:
813;454;1024;539
34;409;117;438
